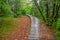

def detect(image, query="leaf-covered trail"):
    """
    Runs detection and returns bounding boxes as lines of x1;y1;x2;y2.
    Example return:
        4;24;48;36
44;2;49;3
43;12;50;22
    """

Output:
4;16;31;40
39;22;55;40
2;16;55;40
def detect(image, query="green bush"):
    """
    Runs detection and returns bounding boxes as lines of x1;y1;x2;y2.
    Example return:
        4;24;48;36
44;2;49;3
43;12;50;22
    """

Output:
0;0;13;17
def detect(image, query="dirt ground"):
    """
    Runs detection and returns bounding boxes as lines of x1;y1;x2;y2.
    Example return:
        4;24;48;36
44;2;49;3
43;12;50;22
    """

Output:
1;16;55;40
39;22;55;40
4;16;31;40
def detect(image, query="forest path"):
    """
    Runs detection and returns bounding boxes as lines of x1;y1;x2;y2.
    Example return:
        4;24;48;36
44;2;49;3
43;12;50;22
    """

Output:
27;15;40;40
2;15;55;40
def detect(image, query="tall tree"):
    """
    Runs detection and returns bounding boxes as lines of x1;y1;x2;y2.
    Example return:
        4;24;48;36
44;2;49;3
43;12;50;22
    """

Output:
33;0;46;22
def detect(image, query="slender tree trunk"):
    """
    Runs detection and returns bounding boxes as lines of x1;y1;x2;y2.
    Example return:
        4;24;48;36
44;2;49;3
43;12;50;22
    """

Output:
33;0;46;22
46;3;49;23
52;3;56;24
55;5;60;22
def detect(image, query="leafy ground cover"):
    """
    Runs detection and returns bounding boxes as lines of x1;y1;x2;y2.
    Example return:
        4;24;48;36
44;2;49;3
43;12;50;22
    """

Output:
0;16;31;40
0;17;17;40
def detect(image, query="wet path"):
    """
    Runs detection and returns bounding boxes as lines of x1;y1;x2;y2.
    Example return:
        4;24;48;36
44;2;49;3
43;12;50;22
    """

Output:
27;14;40;40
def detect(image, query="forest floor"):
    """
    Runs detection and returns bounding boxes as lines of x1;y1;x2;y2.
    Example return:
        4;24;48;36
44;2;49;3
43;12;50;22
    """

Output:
39;22;55;40
0;16;55;40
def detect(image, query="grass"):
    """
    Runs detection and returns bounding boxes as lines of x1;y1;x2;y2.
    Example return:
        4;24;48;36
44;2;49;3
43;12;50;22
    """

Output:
0;17;17;37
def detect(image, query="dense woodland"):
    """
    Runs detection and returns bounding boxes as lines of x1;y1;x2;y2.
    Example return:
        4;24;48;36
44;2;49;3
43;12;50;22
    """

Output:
0;0;60;40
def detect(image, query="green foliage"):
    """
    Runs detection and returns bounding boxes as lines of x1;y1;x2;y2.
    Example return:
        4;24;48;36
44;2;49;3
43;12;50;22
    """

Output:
0;0;13;17
0;0;17;37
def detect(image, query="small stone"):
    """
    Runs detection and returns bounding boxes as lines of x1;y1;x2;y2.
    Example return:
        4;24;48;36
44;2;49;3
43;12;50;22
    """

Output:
15;39;18;40
24;36;27;39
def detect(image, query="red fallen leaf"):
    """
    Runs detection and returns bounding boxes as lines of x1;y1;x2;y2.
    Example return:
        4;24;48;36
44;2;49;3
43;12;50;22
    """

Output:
14;39;18;40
